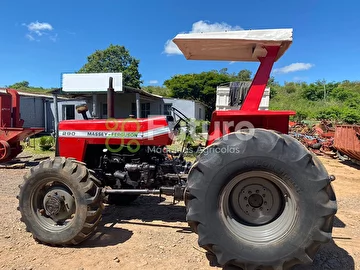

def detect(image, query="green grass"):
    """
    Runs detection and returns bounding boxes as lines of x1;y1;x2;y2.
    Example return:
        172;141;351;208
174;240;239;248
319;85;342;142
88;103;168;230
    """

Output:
167;129;206;164
21;136;55;156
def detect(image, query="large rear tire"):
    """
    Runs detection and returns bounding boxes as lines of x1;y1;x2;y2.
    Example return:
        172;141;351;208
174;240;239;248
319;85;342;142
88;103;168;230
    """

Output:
185;129;337;270
17;157;104;246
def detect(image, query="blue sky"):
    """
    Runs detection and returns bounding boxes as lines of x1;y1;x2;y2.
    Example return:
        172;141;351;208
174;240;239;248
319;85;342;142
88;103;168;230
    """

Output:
0;0;359;89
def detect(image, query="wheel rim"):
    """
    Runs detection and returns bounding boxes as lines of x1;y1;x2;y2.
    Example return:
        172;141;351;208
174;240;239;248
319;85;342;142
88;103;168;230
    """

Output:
31;178;77;231
220;171;298;244
0;140;10;161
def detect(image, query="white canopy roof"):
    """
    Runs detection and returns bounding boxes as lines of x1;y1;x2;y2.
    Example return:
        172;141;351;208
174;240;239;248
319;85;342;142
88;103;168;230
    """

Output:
172;28;293;62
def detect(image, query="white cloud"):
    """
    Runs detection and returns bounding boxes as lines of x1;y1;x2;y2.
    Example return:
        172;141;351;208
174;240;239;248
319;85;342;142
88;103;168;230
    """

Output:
229;61;236;65
23;21;57;42
293;76;308;82
149;80;158;84
273;63;314;74
49;34;58;42
26;34;35;41
163;40;182;55
24;21;53;36
190;20;243;33
163;20;243;55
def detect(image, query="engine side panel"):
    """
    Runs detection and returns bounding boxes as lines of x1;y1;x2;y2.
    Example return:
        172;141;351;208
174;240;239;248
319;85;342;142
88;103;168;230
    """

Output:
57;116;174;161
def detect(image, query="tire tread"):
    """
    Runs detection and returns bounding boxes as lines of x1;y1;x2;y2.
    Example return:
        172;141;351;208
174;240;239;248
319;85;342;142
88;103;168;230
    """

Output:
186;129;337;270
17;157;103;246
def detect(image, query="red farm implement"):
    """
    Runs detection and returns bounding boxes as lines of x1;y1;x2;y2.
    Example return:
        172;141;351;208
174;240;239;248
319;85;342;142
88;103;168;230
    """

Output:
0;89;44;162
334;124;360;164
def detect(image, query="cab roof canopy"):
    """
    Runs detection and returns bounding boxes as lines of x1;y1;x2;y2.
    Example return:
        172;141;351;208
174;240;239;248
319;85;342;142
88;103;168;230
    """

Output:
172;28;293;62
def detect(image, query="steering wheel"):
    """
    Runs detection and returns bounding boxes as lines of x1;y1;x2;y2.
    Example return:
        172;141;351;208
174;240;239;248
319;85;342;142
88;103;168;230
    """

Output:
171;107;191;126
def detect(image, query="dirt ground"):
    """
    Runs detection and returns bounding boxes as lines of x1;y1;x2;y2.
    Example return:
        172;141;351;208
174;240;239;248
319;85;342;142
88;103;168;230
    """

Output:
0;155;359;270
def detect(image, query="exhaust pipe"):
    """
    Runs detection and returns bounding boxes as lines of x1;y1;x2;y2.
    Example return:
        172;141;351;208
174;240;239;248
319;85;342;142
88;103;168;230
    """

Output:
107;77;115;118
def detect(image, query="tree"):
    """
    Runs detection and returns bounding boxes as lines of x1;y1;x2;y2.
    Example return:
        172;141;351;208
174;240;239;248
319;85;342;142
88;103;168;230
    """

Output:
219;68;229;75
236;69;252;81
164;70;233;117
9;81;30;89
78;44;142;88
267;76;279;87
301;82;324;101
163;69;258;118
142;86;172;97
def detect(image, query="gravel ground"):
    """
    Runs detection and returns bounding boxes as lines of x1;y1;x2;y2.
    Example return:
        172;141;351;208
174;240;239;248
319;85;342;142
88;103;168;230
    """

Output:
0;155;359;270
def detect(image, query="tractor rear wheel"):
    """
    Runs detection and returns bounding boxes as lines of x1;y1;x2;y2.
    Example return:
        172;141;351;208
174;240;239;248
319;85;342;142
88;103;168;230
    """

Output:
17;157;103;246
185;129;337;270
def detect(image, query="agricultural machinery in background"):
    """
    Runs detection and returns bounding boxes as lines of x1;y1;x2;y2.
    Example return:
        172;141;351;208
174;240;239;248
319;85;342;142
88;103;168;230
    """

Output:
0;89;44;162
17;28;338;270
289;120;360;164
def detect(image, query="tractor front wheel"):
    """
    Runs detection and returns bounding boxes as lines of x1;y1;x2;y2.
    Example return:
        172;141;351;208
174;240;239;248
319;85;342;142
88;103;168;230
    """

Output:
186;129;337;270
17;157;104;246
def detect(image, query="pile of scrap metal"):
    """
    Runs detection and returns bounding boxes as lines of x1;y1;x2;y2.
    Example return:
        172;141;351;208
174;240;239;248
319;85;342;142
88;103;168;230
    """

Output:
289;120;336;157
289;120;360;165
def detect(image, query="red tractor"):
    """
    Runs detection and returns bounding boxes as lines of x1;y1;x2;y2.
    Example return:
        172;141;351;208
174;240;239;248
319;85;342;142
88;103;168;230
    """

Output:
17;28;337;270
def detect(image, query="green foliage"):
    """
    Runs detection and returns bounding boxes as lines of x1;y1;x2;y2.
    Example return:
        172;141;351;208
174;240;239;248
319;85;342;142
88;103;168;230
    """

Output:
39;136;55;151
194;120;210;134
270;80;360;124
163;69;360;124
141;86;172;97
236;69;252;81
293;109;310;122
341;108;360;124
301;82;324;101
78;44;142;88
9;81;30;89
6;81;53;94
283;82;298;94
316;106;342;121
330;87;356;101
164;69;241;115
267;76;279;87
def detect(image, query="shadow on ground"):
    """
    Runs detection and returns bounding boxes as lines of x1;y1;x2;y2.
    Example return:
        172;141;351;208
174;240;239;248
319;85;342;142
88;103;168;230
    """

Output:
208;239;355;270
71;195;190;248
103;195;188;224
77;222;133;248
292;239;355;270
1;155;50;168
101;195;192;234
339;160;360;170
189;215;354;270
